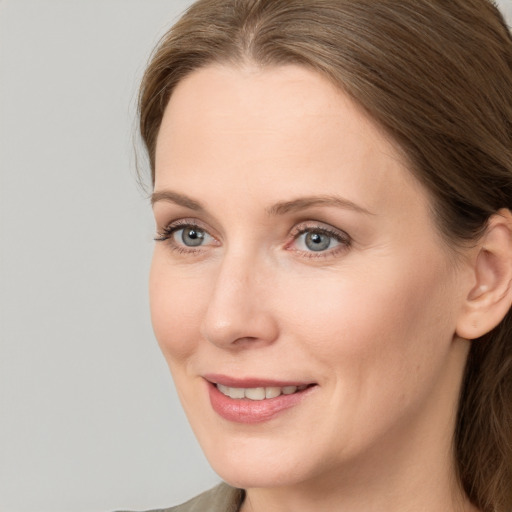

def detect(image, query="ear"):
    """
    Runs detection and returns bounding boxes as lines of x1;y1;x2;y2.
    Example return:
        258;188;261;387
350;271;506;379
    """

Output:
456;209;512;340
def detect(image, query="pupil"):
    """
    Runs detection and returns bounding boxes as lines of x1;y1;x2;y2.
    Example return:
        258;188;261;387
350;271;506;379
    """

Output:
305;232;330;251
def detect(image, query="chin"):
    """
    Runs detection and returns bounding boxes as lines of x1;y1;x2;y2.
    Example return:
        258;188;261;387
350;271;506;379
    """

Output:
200;437;324;490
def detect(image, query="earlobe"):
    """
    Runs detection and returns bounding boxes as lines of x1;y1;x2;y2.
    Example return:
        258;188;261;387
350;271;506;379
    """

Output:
456;209;512;340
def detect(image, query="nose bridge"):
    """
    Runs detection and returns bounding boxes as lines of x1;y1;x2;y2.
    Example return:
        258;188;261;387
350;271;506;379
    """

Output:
200;245;277;348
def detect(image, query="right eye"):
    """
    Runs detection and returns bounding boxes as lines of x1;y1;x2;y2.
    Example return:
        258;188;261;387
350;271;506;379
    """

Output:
155;222;216;251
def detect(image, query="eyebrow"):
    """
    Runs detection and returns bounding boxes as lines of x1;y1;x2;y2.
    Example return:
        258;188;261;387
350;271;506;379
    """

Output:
151;190;205;211
266;195;374;216
151;190;374;216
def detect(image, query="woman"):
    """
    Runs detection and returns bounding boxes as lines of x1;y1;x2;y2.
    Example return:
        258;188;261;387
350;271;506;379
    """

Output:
135;1;512;511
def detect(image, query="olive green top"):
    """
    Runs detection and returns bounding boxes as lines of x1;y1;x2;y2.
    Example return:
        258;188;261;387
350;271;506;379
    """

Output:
119;483;244;512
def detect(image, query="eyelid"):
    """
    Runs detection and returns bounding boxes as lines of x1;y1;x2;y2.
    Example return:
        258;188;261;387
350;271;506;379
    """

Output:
290;220;350;240
154;218;219;246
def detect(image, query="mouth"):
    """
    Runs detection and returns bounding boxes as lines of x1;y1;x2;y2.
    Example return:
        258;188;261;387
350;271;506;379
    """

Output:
204;375;317;423
216;383;311;400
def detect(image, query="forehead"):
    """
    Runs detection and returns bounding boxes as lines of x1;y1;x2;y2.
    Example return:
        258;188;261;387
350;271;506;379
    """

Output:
154;63;425;216
157;63;397;156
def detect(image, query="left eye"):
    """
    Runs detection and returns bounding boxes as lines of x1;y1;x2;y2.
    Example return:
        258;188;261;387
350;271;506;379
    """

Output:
293;229;345;252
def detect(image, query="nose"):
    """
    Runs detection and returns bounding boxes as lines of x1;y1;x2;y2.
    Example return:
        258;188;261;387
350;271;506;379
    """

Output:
200;251;279;349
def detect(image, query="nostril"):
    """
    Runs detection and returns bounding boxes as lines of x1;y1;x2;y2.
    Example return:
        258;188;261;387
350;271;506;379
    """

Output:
233;336;259;344
200;297;279;348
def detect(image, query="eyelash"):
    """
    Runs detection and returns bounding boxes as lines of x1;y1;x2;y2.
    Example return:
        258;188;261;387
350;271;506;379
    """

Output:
154;220;351;258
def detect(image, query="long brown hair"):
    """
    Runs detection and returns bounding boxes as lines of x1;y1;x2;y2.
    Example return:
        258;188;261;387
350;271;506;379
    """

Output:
138;1;512;510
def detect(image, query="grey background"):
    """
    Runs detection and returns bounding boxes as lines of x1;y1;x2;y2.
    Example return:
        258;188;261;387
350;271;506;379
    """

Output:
1;1;511;511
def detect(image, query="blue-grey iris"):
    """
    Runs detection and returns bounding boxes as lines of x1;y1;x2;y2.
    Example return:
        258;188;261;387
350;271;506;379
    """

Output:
182;228;205;247
305;232;331;251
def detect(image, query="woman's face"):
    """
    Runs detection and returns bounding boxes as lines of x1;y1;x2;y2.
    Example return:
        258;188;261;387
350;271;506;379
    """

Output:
150;64;472;490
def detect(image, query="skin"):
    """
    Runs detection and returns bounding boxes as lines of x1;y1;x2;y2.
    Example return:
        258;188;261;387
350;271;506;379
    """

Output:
150;64;481;512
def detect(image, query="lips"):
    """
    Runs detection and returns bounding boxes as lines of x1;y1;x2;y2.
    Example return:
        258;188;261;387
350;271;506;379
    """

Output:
204;375;317;423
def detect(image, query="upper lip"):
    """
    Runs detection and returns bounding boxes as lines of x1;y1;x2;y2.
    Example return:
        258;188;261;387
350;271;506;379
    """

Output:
203;373;316;388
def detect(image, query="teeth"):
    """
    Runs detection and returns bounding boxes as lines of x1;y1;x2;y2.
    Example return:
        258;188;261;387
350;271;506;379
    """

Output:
216;384;305;400
265;386;281;399
217;384;230;396
244;387;266;400
228;387;245;399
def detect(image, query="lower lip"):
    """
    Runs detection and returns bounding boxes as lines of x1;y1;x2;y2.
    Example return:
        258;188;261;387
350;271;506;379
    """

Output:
207;381;315;424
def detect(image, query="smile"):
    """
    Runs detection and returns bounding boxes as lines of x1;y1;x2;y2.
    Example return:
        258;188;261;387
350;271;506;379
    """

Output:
216;384;309;400
205;377;317;423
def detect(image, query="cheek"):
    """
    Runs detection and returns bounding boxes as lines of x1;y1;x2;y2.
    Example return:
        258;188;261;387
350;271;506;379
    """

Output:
149;252;207;365
283;256;458;387
275;257;460;451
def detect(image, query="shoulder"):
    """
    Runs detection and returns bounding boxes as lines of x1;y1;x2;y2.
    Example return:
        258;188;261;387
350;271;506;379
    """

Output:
164;483;244;512
117;483;244;512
